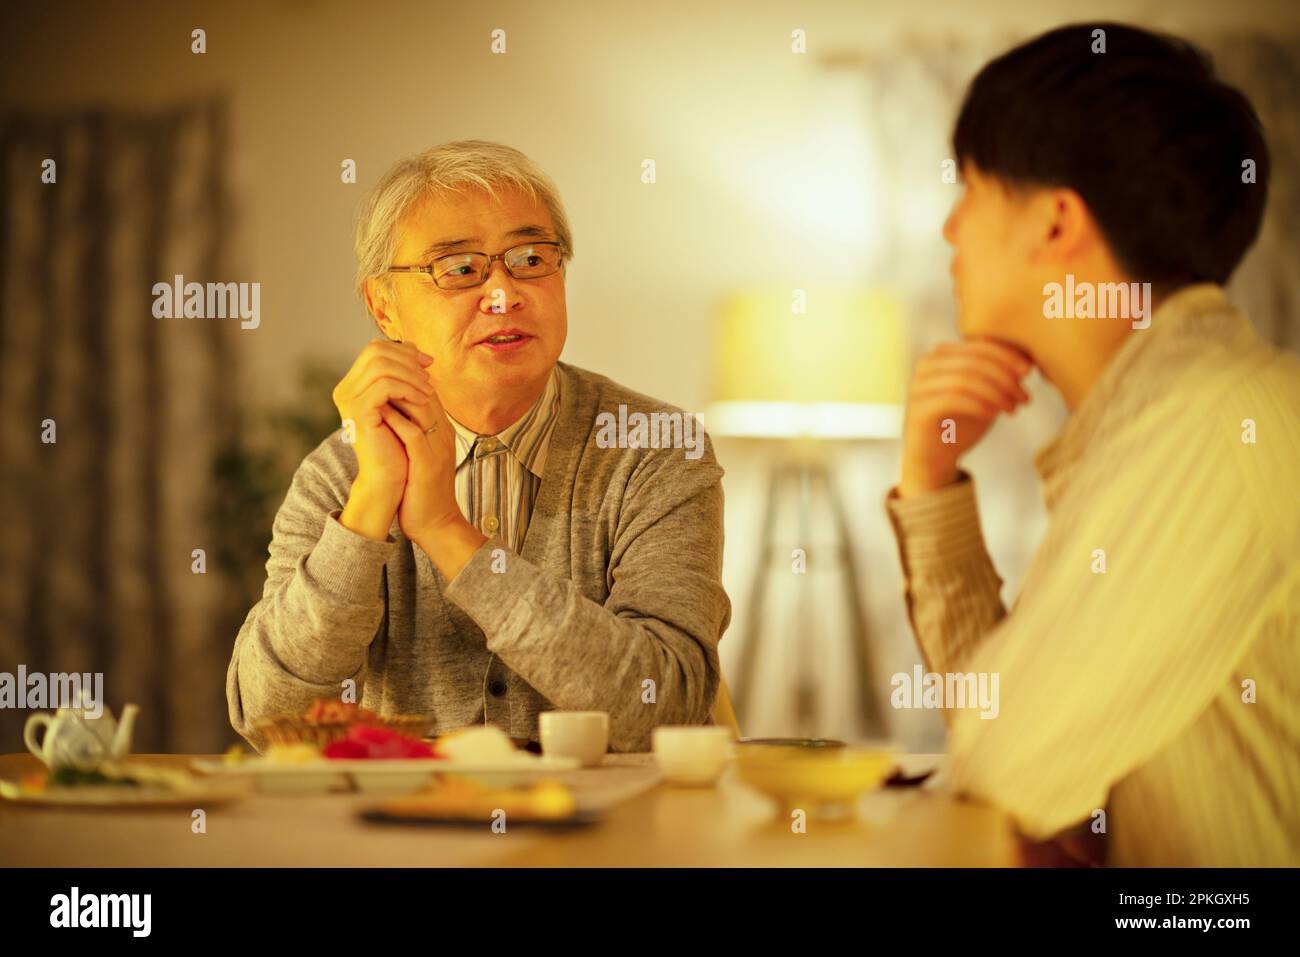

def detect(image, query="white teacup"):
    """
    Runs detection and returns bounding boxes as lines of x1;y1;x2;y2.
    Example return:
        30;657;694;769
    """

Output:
653;725;735;786
539;711;609;768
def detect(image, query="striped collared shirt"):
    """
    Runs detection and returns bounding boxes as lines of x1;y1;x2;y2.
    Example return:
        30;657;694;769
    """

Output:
885;283;1300;865
446;366;561;555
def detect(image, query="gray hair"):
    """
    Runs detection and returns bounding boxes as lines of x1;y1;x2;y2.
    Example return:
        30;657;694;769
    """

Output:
353;140;574;303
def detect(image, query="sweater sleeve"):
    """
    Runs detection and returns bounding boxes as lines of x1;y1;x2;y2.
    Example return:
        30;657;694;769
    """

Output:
884;472;1008;686
226;448;396;752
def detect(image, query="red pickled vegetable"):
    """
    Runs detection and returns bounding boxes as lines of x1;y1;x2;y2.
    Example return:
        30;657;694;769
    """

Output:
322;724;437;760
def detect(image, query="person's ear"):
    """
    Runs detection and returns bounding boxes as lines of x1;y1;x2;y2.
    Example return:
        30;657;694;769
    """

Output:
1036;187;1091;264
363;276;401;341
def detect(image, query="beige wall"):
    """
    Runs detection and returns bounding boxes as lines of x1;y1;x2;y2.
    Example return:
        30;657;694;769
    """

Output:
7;0;1296;409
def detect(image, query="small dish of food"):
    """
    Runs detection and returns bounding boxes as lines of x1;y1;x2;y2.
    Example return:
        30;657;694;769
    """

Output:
734;744;899;820
0;761;249;808
253;698;436;749
194;724;578;794
361;776;598;828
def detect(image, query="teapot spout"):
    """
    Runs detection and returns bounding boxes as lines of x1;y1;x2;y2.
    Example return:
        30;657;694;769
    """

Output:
112;703;140;758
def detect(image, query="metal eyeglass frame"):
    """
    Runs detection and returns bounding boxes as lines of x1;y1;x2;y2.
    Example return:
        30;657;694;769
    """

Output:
385;241;564;290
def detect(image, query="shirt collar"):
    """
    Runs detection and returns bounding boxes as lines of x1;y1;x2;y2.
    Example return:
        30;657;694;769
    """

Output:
1032;282;1235;492
446;365;562;479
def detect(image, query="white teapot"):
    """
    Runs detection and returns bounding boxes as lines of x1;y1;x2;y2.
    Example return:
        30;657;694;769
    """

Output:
23;702;140;771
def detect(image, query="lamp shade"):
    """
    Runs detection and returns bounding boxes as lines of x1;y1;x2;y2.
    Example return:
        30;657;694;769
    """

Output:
707;288;908;439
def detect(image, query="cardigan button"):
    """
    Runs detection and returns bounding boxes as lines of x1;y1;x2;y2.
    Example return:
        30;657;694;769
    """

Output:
488;679;508;697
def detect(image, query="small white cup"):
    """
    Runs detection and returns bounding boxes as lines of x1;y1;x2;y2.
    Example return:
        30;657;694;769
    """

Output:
653;725;735;786
539;711;609;768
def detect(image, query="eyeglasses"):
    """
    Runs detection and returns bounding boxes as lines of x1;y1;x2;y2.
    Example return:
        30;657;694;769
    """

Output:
386;242;564;290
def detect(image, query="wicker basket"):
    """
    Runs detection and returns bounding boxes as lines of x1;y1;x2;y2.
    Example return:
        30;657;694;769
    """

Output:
256;714;436;748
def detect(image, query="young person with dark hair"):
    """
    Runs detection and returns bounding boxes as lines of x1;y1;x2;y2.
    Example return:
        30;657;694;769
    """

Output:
886;23;1298;865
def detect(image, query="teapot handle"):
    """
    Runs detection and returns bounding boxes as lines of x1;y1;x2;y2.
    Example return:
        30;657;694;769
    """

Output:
23;714;54;761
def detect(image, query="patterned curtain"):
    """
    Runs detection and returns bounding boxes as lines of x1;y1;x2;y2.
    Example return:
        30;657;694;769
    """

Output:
0;98;240;753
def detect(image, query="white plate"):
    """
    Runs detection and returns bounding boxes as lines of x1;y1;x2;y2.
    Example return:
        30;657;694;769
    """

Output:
191;754;580;793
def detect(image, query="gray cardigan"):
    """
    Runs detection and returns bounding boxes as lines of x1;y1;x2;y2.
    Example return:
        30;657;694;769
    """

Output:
226;361;731;753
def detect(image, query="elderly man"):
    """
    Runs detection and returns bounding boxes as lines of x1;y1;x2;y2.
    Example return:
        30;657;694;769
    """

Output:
227;140;731;753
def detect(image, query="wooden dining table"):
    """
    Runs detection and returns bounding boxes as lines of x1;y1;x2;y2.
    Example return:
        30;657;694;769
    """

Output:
0;751;1022;867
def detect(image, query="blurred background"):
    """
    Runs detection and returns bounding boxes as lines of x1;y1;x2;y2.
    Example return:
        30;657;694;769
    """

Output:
2;0;1298;753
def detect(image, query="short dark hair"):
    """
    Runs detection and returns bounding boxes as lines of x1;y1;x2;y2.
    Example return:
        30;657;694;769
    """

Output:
953;23;1269;289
